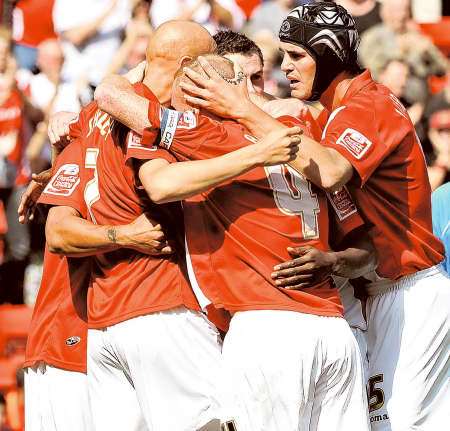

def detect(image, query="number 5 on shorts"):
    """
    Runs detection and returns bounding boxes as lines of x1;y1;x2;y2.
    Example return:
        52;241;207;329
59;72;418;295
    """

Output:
368;374;385;412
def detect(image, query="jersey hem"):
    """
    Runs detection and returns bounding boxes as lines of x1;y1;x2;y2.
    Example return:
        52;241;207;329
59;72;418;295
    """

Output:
23;357;86;373
87;299;200;329
222;303;343;318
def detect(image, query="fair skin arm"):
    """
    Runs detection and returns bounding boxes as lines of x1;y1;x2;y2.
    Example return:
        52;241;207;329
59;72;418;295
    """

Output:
180;57;354;192
139;127;301;204
45;206;171;257
94;72;150;134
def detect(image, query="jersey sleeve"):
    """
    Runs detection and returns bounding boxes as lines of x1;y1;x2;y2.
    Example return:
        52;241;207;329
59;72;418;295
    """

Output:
327;186;365;247
125;101;176;163
321;104;392;186
143;106;257;161
38;140;88;218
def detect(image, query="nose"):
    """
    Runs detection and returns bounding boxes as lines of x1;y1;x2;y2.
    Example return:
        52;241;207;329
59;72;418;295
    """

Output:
280;54;292;74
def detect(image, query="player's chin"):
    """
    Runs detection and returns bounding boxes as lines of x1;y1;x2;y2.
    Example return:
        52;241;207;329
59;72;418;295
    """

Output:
290;87;311;101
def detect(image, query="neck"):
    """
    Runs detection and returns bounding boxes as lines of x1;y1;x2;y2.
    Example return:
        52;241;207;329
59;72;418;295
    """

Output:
142;63;175;106
320;72;354;111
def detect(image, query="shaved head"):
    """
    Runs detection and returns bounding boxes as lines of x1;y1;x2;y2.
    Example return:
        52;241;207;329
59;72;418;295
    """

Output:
172;54;236;112
146;20;216;62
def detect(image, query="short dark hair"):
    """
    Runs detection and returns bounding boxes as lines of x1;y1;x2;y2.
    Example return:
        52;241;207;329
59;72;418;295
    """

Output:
213;30;264;66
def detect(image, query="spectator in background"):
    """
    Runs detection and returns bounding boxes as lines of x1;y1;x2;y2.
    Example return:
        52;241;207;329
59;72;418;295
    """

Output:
106;0;153;75
12;0;56;71
432;182;450;274
53;0;131;102
359;0;448;105
16;39;81;173
377;56;424;125
150;0;245;33
0;394;12;431
427;109;450;190
336;0;382;35
0;27;29;305
246;0;296;38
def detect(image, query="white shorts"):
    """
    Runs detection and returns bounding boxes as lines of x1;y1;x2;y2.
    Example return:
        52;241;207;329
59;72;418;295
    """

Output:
366;265;450;430
87;307;223;431
24;362;94;431
221;310;370;431
335;276;369;380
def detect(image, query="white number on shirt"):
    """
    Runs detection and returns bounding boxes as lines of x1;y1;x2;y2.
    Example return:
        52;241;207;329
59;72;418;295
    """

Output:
84;148;100;224
265;165;320;239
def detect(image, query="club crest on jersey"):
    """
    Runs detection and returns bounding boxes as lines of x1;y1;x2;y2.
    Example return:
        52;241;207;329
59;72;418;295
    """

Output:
43;164;80;197
336;128;372;159
327;186;357;220
65;336;81;346
127;130;157;151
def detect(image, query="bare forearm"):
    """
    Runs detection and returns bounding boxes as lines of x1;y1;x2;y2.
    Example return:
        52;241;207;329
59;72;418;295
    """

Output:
94;75;151;134
142;145;263;204
331;245;377;279
46;215;122;256
236;101;352;191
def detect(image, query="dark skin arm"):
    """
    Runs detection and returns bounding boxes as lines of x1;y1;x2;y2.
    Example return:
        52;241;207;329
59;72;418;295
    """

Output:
271;229;377;290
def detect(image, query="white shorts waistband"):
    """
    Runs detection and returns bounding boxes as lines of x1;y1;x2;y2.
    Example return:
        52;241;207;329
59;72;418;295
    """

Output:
366;264;445;296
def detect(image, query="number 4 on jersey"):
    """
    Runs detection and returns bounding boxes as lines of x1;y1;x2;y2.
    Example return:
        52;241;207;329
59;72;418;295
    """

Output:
265;165;320;239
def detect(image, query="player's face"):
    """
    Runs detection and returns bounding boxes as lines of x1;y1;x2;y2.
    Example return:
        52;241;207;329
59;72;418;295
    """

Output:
224;52;264;95
279;42;316;100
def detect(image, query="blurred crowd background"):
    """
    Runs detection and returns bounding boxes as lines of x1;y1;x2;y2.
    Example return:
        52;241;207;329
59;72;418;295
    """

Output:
0;1;449;429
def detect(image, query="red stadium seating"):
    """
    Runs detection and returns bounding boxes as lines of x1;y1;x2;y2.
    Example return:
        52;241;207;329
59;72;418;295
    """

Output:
0;305;32;358
419;18;450;56
0;354;24;392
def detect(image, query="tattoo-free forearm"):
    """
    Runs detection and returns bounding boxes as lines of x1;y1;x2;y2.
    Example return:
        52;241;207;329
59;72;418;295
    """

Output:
94;75;151;134
140;144;266;204
331;240;377;279
236;100;352;191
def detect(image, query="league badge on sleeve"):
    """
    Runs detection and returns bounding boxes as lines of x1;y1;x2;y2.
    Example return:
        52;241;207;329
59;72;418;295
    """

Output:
43;164;80;197
336;128;372;159
327;186;357;220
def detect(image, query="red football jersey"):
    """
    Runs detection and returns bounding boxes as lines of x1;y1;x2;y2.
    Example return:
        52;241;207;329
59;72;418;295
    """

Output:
138;107;365;317
72;84;199;329
13;0;56;47
320;70;444;279
26;141;90;372
0;89;24;188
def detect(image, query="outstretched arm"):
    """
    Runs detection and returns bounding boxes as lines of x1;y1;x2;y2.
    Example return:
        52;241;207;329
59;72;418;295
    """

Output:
139;127;302;204
181;57;354;192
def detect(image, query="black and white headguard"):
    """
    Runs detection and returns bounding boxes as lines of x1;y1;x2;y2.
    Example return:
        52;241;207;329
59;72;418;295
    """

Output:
279;2;360;101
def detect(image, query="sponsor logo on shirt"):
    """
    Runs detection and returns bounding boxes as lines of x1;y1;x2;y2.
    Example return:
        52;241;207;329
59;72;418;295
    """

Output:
177;111;197;130
65;336;81;346
0;106;21;121
336;128;372;159
327;186;357;220
43;164;80;197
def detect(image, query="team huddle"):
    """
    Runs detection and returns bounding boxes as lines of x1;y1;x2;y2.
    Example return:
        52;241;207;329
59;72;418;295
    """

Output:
19;3;449;431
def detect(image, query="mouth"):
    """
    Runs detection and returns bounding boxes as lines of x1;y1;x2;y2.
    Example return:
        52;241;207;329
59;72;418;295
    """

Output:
288;78;300;87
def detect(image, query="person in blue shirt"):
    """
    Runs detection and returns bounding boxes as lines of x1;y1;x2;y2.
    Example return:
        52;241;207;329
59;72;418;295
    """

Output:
432;182;450;273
